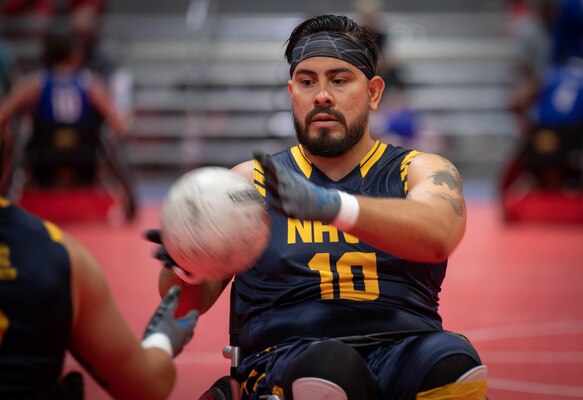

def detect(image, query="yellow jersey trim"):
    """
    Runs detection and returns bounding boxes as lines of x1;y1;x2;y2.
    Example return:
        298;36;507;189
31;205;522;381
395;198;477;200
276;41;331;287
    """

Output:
43;221;64;243
360;140;387;177
400;150;422;194
253;159;266;197
290;145;313;178
0;197;9;208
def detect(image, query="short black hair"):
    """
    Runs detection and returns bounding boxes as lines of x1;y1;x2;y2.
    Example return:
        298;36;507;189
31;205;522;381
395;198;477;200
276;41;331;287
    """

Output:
41;25;82;67
284;15;380;76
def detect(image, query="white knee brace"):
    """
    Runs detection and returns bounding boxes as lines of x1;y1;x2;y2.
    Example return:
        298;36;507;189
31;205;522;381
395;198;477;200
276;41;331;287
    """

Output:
456;365;488;383
292;377;348;400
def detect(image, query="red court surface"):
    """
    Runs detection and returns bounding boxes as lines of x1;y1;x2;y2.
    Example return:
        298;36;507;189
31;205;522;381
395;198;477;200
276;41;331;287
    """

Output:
58;200;583;399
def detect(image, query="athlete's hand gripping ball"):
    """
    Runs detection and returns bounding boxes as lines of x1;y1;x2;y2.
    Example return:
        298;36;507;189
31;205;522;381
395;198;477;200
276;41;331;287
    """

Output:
144;229;176;269
254;151;360;230
142;285;198;357
159;167;271;283
144;228;203;284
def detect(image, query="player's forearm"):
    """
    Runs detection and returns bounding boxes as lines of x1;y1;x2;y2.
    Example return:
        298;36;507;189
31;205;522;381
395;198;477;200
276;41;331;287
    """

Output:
158;268;228;315
0;76;40;120
88;78;126;135
347;196;465;263
106;347;175;400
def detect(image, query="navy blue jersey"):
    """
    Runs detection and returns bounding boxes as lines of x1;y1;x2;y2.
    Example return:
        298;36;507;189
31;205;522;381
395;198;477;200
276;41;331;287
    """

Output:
535;63;583;126
0;198;72;394
234;142;446;356
35;69;96;126
30;69;102;152
29;69;104;187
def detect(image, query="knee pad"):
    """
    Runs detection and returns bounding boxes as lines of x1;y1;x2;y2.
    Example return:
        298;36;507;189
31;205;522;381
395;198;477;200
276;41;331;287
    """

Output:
292;377;347;400
282;340;380;400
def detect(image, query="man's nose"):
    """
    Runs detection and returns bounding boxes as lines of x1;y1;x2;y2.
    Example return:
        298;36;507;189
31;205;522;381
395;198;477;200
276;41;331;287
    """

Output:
314;85;334;107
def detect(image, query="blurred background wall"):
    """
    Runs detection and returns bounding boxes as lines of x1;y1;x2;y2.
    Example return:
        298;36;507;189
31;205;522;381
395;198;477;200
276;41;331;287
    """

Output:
2;0;541;197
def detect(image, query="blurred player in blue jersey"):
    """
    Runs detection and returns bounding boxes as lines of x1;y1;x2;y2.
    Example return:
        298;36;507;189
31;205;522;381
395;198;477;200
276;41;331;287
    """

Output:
149;14;487;400
0;26;137;219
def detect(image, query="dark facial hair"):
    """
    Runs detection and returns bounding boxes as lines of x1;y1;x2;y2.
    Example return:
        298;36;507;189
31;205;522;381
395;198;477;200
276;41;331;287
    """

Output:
293;106;368;157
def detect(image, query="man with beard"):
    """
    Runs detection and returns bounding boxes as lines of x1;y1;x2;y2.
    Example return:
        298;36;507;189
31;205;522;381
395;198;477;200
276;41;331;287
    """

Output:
148;14;487;400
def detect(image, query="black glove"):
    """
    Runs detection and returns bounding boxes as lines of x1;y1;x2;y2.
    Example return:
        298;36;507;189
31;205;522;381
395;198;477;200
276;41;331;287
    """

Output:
142;285;198;357
144;228;176;269
144;228;204;284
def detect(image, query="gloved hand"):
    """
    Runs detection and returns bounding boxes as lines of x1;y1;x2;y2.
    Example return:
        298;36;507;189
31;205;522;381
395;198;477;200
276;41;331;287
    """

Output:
144;229;204;285
144;229;176;269
142;285;198;357
254;151;343;223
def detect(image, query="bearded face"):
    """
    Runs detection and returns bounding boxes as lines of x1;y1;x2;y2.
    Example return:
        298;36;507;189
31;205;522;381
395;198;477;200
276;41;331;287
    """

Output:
293;106;369;158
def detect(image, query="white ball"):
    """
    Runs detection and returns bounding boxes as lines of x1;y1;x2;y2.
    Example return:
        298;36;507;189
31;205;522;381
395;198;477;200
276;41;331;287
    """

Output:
160;167;270;283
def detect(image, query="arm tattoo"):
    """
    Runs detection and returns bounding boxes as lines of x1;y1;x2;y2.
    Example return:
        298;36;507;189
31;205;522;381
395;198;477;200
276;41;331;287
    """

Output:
434;193;465;217
430;159;463;192
429;158;465;216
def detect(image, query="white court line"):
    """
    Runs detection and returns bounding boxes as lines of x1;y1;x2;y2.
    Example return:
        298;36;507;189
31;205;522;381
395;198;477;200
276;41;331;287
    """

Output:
462;321;583;397
65;322;583;399
463;320;583;342
489;378;583;398
481;351;583;363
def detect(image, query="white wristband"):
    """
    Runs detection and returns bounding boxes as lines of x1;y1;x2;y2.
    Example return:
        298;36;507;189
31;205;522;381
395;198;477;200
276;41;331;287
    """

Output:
331;191;360;231
141;332;173;357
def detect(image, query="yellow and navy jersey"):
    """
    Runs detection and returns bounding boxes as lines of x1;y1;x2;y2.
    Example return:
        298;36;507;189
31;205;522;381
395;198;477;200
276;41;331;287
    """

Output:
0;198;72;395
233;142;446;356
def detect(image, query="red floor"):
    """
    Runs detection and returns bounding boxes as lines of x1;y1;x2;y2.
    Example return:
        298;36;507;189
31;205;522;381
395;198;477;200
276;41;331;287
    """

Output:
57;200;583;399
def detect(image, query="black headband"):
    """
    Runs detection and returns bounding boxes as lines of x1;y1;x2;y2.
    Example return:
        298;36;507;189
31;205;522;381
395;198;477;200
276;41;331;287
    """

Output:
289;32;376;79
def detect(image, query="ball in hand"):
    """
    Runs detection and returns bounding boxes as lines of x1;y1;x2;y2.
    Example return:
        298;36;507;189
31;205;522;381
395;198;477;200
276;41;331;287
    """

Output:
160;167;270;283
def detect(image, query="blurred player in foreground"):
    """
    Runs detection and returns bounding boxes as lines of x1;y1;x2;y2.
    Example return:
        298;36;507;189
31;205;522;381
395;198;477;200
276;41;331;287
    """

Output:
0;128;198;399
148;14;487;400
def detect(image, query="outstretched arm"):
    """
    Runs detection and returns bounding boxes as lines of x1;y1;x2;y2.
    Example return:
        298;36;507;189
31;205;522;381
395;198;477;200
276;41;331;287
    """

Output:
0;74;41;129
255;152;466;263
156;248;231;316
65;232;197;400
350;153;466;262
86;73;126;136
147;160;256;314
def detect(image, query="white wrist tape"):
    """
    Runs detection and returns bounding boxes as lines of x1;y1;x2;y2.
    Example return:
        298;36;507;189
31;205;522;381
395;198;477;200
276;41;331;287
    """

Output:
141;332;173;357
331;191;360;231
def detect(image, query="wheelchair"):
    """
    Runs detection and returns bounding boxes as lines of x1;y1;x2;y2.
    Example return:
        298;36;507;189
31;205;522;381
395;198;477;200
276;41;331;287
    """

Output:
199;286;242;400
197;286;488;400
500;123;583;223
4;114;137;223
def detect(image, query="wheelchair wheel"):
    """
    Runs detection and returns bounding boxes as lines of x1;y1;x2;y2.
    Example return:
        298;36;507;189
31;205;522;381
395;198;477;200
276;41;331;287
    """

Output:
198;376;234;400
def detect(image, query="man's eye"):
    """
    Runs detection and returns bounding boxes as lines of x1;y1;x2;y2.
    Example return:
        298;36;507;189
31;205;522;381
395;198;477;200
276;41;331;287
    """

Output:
332;79;346;85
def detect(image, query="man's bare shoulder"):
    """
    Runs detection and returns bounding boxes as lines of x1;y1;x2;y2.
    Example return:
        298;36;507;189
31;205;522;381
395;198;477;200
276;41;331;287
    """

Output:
409;152;461;178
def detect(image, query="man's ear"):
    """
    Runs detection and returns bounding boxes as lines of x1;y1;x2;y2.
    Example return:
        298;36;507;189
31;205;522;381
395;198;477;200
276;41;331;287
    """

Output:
368;76;385;111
